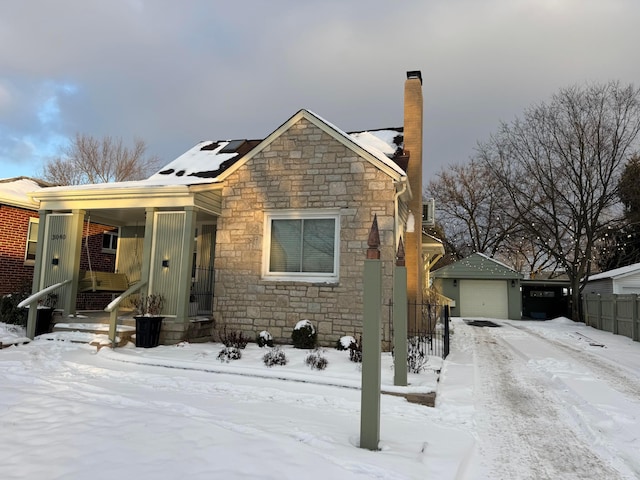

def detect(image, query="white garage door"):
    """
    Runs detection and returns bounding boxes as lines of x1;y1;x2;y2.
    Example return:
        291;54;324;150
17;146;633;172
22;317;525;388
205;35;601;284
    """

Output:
460;279;509;319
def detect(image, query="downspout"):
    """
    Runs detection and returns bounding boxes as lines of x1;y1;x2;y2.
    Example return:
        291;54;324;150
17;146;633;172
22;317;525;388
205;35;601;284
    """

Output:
393;178;408;252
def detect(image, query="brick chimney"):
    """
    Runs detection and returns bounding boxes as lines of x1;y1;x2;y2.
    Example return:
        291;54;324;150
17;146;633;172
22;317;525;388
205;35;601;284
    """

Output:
403;70;424;307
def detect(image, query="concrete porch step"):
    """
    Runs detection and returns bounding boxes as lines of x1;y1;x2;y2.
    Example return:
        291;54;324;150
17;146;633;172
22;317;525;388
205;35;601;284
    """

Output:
52;322;136;347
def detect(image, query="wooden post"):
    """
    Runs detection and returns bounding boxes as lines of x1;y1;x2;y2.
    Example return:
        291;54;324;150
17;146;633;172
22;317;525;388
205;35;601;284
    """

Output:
393;237;408;386
360;215;382;451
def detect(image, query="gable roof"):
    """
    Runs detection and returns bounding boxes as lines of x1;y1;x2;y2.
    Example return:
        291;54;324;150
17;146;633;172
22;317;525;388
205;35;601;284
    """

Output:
587;262;640;281
32;109;408;200
216;109;408;183
432;252;522;280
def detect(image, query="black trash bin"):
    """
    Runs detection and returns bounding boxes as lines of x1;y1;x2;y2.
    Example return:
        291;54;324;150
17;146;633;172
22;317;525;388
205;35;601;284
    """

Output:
135;316;164;348
35;307;54;336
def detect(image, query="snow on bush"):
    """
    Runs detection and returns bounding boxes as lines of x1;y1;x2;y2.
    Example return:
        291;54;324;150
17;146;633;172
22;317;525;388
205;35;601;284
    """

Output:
336;335;356;351
263;346;287;367
217;346;242;362
291;319;317;349
256;330;274;348
304;348;328;370
336;335;362;363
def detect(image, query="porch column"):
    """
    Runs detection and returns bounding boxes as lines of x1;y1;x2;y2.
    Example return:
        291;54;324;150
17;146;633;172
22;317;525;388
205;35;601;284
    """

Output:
176;207;197;320
139;208;157;297
26;209;51;339
65;209;86;317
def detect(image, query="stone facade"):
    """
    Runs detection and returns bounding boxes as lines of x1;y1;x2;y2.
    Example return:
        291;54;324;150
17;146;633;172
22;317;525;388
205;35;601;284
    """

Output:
213;117;398;346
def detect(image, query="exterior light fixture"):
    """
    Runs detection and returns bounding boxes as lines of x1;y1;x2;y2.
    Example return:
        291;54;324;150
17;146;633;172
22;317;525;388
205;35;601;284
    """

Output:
162;260;169;268
453;279;457;287
51;258;59;265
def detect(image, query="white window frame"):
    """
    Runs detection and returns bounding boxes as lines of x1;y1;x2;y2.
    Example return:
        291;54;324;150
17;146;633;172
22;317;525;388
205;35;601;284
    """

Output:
24;217;39;264
262;209;340;283
102;229;118;254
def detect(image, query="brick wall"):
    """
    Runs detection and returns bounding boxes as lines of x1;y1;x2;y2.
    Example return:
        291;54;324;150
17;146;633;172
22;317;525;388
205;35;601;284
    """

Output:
0;205;37;295
213;118;397;346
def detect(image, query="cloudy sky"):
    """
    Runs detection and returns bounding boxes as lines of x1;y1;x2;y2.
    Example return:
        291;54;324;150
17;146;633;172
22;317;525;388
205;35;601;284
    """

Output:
1;0;639;185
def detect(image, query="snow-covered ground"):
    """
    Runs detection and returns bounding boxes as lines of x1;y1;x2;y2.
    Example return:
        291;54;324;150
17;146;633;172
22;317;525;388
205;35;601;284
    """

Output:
1;317;639;479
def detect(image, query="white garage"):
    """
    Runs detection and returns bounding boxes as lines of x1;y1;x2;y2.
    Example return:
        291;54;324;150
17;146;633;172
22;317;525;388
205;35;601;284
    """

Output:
432;253;523;320
460;279;509;319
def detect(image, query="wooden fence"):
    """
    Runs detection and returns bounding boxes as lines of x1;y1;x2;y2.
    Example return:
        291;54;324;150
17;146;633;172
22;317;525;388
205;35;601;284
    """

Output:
582;293;640;342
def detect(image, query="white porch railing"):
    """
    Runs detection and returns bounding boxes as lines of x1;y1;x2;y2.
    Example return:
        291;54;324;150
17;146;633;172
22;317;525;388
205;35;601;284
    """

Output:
104;281;147;348
18;280;72;340
17;280;72;310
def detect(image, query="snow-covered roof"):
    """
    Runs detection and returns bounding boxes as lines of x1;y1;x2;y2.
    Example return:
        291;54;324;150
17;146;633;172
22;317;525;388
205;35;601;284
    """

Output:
147;139;262;185
587;262;640;281
0;177;49;209
34;110;407;197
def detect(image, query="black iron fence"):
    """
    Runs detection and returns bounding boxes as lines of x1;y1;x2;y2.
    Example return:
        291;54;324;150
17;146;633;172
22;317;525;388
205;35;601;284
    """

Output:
388;301;450;359
190;266;215;316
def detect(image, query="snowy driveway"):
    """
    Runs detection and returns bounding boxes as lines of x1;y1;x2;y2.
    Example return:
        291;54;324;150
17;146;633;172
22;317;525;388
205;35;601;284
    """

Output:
439;318;640;479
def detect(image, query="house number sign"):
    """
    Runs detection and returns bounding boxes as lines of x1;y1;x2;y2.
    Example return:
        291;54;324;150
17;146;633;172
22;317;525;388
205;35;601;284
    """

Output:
51;233;67;241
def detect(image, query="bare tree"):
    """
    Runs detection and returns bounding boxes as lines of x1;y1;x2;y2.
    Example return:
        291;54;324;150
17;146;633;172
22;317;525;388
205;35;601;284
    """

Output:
426;160;521;263
597;155;640;270
43;134;161;185
479;82;640;320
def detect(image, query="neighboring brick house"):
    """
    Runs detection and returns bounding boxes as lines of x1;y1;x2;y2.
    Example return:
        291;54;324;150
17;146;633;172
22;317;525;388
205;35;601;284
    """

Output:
27;71;435;345
0;177;48;296
0;177;119;309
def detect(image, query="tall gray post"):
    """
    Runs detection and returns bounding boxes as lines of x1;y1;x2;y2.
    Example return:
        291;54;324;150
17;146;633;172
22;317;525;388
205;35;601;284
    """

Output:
360;215;382;451
393;237;408;386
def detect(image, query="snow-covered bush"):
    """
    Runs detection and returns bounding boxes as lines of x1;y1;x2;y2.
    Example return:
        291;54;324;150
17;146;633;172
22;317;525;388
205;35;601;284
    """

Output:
256;330;274;348
304;348;328;370
263;346;287;367
217;346;242;362
336;335;355;351
336;335;362;363
291;319;317;349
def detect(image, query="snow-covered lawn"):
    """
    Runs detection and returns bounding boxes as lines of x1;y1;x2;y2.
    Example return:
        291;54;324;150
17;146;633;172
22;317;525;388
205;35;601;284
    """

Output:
1;317;639;479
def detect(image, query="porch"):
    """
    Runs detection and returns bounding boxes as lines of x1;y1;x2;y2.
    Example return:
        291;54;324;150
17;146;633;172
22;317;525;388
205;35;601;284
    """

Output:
25;182;222;345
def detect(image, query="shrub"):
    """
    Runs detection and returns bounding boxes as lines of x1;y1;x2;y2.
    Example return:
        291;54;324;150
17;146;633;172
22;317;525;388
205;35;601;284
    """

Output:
256;330;274;348
263;346;287;367
336;335;355;351
291;319;317;349
304;348;328;370
217;346;242;362
337;335;362;363
407;336;429;374
219;326;249;349
348;337;363;364
0;294;28;327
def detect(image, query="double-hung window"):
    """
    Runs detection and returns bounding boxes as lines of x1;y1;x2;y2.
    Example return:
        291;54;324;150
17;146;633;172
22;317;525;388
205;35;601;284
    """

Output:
24;218;39;264
102;230;118;253
264;210;340;282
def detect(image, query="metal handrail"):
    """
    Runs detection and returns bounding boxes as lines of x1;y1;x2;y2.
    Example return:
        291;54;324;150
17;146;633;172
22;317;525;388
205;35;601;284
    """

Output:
105;281;147;348
17;280;72;309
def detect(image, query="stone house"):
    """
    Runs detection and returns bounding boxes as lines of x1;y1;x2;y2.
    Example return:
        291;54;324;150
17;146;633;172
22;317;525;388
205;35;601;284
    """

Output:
24;71;437;345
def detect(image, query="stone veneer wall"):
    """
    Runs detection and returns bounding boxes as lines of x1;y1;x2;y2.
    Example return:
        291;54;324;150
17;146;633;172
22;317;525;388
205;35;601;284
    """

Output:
213;118;398;346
